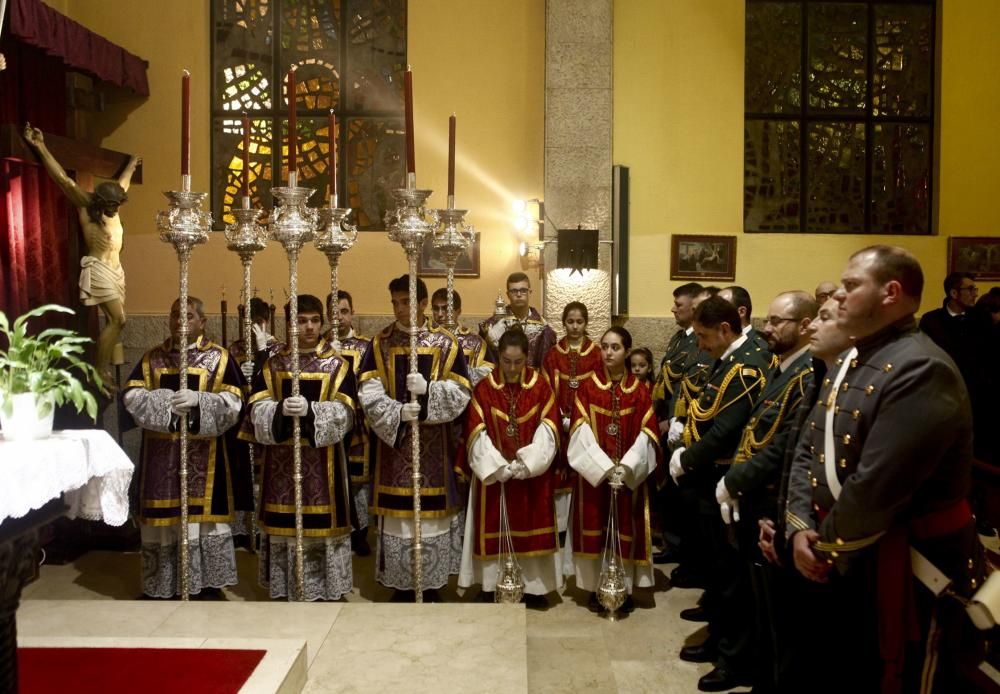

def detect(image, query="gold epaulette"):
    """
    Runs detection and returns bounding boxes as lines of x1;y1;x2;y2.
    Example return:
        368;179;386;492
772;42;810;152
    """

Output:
733;369;809;463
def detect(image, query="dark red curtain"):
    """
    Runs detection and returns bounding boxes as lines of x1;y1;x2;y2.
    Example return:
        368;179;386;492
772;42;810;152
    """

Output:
0;38;72;318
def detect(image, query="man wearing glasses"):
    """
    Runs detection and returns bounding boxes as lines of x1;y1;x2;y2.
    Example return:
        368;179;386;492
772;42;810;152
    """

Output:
479;272;557;368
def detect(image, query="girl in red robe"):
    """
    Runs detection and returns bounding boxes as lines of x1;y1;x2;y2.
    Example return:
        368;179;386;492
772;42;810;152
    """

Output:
542;301;604;540
567;327;661;613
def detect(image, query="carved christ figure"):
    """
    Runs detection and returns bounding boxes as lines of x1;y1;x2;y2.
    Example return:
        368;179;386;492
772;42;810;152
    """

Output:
23;124;140;383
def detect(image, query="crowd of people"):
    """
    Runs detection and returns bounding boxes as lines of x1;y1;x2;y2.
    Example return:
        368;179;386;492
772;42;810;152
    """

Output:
120;249;999;692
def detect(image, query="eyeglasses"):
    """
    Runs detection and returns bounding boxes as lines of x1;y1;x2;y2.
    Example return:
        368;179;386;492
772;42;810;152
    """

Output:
508;288;531;296
958;286;979;294
766;316;799;327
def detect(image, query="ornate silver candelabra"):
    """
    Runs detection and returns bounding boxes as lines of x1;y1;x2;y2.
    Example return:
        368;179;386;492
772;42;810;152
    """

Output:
385;183;435;603
155;181;213;601
313;199;357;350
269;176;316;601
429;205;474;331
222;198;269;553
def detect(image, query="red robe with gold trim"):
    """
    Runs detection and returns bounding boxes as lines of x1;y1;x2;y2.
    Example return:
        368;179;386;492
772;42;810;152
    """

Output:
464;367;560;558
569;371;660;564
542;336;604;491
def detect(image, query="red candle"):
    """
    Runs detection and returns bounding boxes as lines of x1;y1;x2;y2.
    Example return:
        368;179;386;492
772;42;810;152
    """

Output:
181;70;191;177
404;68;415;175
447;114;456;198
287;67;297;177
241;113;250;197
329;110;337;199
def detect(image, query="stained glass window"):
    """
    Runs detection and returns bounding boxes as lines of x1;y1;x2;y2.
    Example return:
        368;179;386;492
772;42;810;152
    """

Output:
745;1;935;234
211;0;407;229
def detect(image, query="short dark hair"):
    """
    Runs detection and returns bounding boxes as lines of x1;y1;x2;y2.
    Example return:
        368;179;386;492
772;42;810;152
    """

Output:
249;297;270;322
498;328;530;354
722;285;753;317
561;301;588;324
325;290;354;318
601;326;633;351
780;291;819;321
87;182;127;224
944;272;975;296
297;294;325;318
693;295;741;333
976;290;1000;316
506;272;530;287
431;288;461;310
852;245;924;299
388;275;428;302
673;282;704;299
700;286;720;297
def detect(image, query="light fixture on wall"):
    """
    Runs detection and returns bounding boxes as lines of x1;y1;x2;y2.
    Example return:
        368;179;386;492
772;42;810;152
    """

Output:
512;198;544;237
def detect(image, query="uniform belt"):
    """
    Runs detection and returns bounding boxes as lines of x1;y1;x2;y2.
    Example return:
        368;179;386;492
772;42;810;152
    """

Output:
910;498;972;541
714;458;733;466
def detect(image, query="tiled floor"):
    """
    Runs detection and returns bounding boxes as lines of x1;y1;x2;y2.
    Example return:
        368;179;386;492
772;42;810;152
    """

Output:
19;547;712;693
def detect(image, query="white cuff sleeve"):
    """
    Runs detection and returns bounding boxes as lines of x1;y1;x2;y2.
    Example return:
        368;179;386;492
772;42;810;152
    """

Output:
567;423;616;487
469;429;511;485
515;423;557;478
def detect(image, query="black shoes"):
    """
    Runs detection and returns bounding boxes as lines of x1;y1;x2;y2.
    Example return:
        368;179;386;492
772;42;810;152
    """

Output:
652;548;680;564
680;606;709;622
679;642;718;664
697;666;752;692
351;528;371;556
670;565;706;589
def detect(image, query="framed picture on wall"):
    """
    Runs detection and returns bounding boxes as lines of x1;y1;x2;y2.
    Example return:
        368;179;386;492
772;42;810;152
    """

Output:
417;232;481;278
948;236;1000;280
670;234;737;281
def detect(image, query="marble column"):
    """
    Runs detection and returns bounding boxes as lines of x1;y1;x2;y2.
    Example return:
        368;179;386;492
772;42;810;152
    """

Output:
543;0;614;337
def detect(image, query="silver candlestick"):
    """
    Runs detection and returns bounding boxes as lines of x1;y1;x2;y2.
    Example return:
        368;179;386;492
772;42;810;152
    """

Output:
155;186;213;601
313;198;357;350
385;184;435;603
429;206;474;331
222;197;269;554
269;175;316;601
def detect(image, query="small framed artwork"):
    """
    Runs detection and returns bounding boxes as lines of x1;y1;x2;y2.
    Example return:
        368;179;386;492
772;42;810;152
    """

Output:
417;232;481;278
670;234;737;281
948;236;1000;280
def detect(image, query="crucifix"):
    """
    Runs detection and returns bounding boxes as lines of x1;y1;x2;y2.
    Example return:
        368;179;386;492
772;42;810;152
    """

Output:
1;123;142;388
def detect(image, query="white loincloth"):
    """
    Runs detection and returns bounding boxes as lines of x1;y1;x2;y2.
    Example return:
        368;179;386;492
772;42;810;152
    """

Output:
79;255;125;306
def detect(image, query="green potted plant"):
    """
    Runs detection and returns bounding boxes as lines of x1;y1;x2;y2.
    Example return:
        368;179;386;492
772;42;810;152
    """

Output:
0;304;103;441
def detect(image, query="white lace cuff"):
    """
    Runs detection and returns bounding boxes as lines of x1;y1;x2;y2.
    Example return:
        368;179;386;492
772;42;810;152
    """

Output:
122;387;173;433
196;391;242;437
312;401;354;448
359;378;402;445
425;379;470;425
251;398;281;445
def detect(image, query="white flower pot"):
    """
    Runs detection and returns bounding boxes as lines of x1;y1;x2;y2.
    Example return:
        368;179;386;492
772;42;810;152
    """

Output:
0;392;55;441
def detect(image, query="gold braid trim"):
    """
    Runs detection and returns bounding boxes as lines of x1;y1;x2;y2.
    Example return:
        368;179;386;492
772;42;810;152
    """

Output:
682;364;765;447
815;531;885;554
734;370;809;464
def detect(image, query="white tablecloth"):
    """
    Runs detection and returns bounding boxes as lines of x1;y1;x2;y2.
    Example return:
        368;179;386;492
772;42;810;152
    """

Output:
0;429;134;526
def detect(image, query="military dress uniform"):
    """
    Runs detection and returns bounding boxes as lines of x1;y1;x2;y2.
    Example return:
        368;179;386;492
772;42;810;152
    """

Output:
652;327;697;423
676;335;770;681
721;346;814;691
785;318;982;692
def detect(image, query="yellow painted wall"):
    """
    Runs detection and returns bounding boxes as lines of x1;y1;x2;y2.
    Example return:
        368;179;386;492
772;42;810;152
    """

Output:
615;0;1000;317
63;0;543;315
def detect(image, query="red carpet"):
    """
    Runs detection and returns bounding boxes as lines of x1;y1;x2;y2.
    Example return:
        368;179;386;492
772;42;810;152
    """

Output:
18;647;266;693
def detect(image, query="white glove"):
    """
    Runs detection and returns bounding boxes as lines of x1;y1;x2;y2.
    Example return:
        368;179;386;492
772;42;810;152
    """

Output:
170;390;199;415
715;477;734;506
562;417;571;433
495;464;514;484
240;361;254;380
252;323;269;352
282;395;308;417
720;498;741;525
400;401;421;422
669;447;686;483
511;461;530;480
406;372;428;396
667;418;684;446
